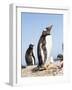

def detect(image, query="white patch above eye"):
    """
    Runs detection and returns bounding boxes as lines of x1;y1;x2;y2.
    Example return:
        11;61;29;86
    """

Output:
43;28;46;31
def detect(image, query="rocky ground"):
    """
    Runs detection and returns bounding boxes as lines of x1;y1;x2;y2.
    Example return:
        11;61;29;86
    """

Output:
21;61;63;77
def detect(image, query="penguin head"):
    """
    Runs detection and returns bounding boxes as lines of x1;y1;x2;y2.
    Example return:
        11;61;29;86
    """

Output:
29;44;34;49
42;25;53;36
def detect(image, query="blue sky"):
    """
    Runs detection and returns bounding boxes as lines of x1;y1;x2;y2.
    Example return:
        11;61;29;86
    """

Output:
21;12;63;65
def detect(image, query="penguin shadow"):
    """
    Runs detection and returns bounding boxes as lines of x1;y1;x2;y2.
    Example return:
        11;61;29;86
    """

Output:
31;65;47;73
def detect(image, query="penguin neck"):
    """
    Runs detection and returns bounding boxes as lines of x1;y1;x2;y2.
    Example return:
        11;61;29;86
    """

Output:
40;35;45;41
46;34;52;37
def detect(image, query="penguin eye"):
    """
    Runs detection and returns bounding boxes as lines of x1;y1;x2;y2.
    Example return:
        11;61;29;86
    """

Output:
42;31;46;35
42;31;44;34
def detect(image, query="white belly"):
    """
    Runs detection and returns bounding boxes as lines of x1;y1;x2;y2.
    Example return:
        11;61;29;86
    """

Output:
31;56;34;65
46;35;52;62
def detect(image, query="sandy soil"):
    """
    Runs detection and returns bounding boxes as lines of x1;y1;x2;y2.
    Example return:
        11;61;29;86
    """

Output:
21;61;63;77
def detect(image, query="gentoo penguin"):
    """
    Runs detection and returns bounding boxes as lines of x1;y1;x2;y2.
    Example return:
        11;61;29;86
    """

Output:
25;44;35;66
37;25;53;67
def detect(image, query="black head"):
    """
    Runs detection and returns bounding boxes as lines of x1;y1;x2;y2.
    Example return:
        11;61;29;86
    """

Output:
42;25;53;36
29;44;34;49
